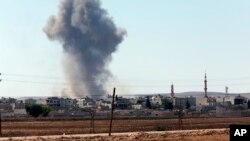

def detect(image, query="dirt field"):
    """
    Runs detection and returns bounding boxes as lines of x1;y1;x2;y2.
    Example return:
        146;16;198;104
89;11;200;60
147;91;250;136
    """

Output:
1;117;249;137
0;129;229;141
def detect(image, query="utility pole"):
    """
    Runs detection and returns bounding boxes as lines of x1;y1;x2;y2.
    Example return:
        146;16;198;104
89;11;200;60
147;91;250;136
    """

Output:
89;108;96;133
0;112;1;136
177;109;184;130
109;88;115;136
0;73;1;136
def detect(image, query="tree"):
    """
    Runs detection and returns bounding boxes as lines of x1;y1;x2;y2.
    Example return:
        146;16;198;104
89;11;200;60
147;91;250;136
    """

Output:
186;100;191;109
26;104;43;118
146;96;151;109
26;104;51;118
248;101;250;109
162;98;173;110
41;105;52;117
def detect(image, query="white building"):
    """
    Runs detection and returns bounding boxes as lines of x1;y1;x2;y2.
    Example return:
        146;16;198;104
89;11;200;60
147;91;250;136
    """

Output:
196;97;208;106
216;96;224;103
36;98;47;105
223;96;235;105
132;104;142;110
96;99;111;110
100;102;112;109
14;109;26;115
76;97;95;109
14;100;26;116
196;97;209;111
151;95;162;105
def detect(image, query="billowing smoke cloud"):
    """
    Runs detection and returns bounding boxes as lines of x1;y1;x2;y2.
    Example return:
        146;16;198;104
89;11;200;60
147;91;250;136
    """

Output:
44;0;126;98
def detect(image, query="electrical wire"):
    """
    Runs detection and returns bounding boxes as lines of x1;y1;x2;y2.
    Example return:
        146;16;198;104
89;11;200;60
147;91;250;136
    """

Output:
1;73;62;80
2;72;250;82
1;72;250;88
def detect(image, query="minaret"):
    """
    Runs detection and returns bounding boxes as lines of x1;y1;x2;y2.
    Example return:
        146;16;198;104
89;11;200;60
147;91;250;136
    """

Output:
225;86;229;96
204;73;208;98
171;83;174;98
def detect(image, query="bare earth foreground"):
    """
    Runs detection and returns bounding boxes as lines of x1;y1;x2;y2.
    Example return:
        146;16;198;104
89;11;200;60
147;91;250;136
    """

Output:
2;117;248;136
0;129;229;141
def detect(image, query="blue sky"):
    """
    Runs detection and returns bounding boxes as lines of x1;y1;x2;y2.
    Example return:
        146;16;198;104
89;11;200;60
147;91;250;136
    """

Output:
1;0;250;97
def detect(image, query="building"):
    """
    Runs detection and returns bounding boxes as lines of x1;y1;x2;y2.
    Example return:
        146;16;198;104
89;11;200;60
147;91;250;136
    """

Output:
174;97;196;109
207;97;216;106
223;96;235;105
216;96;224;103
132;104;142;110
115;97;131;109
46;97;76;109
97;100;112;110
234;95;247;105
14;100;26;116
0;97;16;104
151;95;162;105
196;97;209;111
77;97;95;109
36;98;47;105
0;103;13;112
46;97;60;108
25;98;36;105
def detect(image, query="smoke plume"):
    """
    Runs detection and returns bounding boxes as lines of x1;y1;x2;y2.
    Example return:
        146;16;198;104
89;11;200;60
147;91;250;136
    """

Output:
44;0;126;98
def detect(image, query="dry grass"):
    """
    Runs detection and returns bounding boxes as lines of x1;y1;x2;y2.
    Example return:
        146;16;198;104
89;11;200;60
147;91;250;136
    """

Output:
1;117;249;137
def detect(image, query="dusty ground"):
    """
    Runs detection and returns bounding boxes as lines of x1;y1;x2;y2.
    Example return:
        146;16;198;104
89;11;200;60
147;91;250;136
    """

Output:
0;129;229;141
1;117;250;137
81;130;229;141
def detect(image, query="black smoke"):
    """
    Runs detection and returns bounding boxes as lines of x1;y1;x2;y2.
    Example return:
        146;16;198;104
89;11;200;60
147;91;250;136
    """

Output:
44;0;126;98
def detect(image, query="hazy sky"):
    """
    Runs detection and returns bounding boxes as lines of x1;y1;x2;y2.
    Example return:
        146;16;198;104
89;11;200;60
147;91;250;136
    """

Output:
1;0;250;97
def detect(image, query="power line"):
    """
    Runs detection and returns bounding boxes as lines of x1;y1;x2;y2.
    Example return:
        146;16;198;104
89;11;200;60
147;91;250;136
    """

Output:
1;73;62;80
1;72;250;88
3;72;250;82
1;79;68;85
1;78;250;88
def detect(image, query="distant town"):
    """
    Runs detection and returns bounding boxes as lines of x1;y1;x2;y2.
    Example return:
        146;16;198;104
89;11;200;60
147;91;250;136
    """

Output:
1;74;250;119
